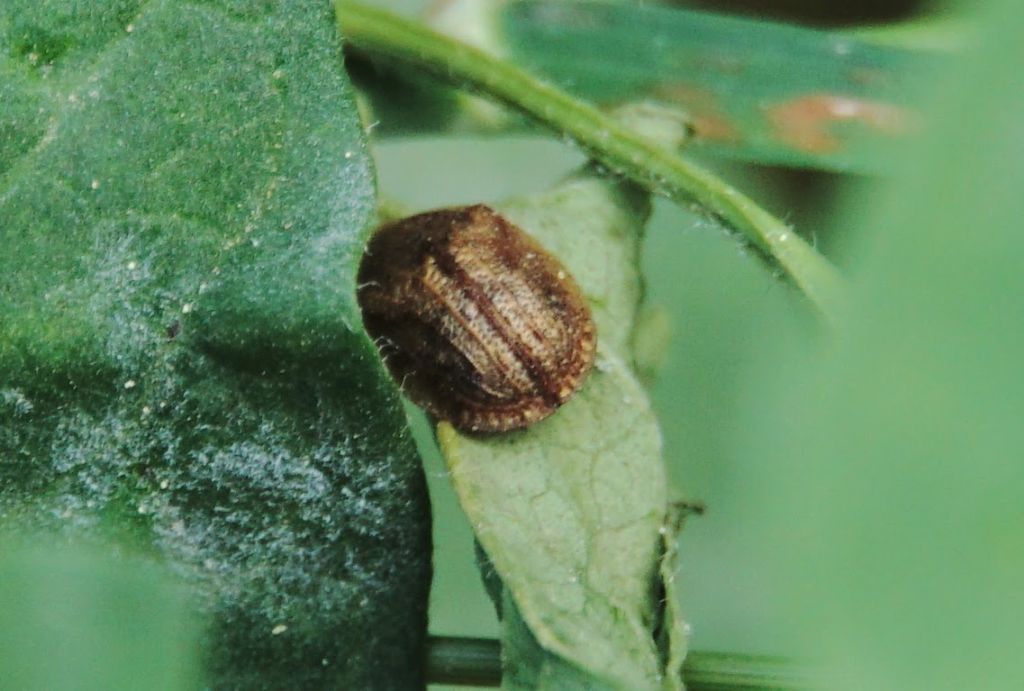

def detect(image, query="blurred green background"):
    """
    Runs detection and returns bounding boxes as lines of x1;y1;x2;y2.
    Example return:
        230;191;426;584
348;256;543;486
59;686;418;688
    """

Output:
374;2;1024;691
0;539;201;690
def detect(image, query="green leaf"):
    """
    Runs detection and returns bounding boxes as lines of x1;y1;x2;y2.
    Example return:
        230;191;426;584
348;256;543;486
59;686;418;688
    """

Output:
0;538;201;691
357;0;941;174
731;0;1024;689
436;127;687;687
0;1;430;687
439;352;668;689
498;1;935;174
496;592;619;691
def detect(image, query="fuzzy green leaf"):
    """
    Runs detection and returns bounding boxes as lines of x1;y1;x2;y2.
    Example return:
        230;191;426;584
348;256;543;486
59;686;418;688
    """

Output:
0;1;430;687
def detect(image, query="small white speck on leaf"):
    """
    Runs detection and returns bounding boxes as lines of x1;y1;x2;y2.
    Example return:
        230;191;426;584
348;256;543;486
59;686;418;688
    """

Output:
123;380;136;389
271;624;288;636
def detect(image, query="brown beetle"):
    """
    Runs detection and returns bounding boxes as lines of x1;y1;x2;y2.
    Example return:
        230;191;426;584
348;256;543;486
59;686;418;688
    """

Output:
357;205;596;433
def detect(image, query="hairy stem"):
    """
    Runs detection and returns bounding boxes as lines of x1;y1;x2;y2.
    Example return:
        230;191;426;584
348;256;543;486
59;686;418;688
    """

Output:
336;1;844;321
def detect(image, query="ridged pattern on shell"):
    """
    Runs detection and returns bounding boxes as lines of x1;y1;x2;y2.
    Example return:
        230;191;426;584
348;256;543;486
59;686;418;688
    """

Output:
357;205;596;433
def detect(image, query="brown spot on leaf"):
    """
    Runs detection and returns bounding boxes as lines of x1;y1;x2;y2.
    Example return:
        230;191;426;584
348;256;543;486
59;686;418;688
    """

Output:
764;93;913;155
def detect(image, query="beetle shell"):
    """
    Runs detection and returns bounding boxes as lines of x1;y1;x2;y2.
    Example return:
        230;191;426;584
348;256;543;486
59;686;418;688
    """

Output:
357;204;596;433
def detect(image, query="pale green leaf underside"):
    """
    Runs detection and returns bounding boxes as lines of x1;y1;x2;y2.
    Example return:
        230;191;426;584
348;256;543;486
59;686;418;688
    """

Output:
439;351;667;689
437;147;685;688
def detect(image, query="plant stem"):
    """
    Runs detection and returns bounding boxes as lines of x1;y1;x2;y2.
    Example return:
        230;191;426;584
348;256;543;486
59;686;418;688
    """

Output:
425;636;502;687
426;636;811;689
683;651;814;690
336;1;844;322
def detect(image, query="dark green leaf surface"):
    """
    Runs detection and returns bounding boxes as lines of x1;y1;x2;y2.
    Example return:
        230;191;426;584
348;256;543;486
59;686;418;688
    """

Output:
0;2;430;687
